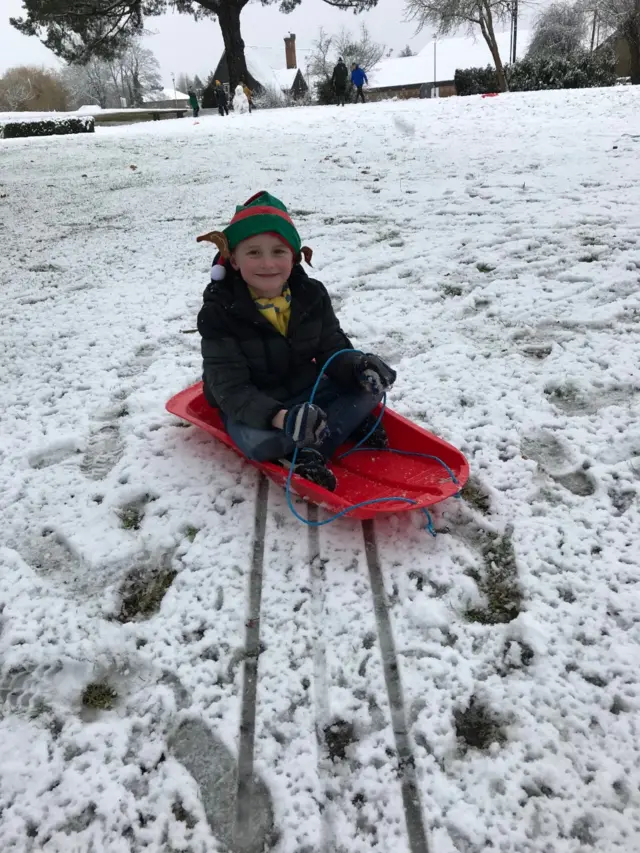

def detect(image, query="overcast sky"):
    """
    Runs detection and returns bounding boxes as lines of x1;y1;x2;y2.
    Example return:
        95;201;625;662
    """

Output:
2;0;534;89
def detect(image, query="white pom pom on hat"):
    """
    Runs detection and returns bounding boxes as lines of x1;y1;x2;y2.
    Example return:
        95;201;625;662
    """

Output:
210;260;227;281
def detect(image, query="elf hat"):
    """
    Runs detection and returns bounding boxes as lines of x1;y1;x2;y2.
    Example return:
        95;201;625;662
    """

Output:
197;191;312;281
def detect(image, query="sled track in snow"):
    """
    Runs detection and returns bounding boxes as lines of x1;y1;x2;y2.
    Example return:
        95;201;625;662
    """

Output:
234;474;269;852
233;481;429;852
362;520;430;853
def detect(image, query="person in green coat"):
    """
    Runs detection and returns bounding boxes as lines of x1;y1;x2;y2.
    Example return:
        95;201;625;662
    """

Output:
188;90;199;118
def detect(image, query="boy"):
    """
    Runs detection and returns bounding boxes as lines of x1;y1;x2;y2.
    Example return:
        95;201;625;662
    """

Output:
196;192;396;492
351;63;368;103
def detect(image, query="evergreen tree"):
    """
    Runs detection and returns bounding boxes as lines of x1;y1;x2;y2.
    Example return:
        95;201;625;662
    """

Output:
12;0;380;95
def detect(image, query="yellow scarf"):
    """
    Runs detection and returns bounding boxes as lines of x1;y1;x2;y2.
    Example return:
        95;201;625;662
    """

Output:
249;284;292;336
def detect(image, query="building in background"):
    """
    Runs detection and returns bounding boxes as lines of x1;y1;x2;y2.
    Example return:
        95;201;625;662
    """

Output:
368;31;531;100
213;34;308;99
143;88;190;109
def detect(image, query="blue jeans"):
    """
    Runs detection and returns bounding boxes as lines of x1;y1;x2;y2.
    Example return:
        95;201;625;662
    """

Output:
224;378;383;462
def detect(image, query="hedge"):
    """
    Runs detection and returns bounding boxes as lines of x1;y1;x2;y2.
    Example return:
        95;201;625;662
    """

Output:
0;116;95;139
454;50;617;96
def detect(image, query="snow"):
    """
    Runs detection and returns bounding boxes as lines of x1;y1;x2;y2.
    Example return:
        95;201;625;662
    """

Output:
370;30;531;88
1;87;640;852
272;68;299;92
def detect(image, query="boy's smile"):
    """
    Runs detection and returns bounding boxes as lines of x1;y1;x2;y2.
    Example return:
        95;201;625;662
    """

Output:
231;233;294;298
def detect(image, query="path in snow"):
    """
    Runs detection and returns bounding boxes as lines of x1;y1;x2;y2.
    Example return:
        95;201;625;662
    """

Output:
1;88;640;852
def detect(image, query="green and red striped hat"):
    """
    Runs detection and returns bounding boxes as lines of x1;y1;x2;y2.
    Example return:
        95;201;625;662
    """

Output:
197;191;313;281
225;191;301;255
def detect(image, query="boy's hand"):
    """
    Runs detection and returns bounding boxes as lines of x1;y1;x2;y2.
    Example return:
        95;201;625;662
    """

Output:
283;403;329;448
354;354;396;395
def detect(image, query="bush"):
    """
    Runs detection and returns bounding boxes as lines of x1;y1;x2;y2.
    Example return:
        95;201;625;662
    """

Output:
509;50;617;91
252;86;286;109
455;49;617;95
316;76;353;105
0;117;95;139
454;66;500;96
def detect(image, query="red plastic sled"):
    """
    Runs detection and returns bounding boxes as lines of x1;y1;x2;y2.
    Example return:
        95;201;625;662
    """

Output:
166;382;469;520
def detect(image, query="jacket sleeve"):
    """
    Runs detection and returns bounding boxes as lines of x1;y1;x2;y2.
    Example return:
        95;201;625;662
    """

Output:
198;304;284;430
364;72;368;84
314;283;361;387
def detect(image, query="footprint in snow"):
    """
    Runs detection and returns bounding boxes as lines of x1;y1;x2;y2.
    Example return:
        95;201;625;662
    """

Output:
115;342;157;379
80;422;124;481
169;718;276;853
521;430;595;497
27;438;81;470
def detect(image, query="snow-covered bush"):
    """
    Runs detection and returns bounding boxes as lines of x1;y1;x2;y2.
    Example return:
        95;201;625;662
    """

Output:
252;87;313;109
509;50;617;91
455;49;616;96
252;86;286;109
454;66;499;96
0;116;95;139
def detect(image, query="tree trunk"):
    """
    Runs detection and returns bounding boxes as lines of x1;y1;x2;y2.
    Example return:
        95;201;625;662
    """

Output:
480;3;509;92
627;1;640;84
214;0;257;93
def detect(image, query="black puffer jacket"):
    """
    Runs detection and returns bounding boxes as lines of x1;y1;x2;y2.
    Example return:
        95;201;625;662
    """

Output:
197;264;361;429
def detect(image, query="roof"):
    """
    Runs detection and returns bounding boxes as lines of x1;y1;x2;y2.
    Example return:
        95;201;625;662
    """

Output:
369;30;531;89
272;68;299;91
244;48;283;94
142;88;189;102
218;48;303;95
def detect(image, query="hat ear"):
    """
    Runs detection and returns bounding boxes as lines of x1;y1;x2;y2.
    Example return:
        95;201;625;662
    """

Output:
196;230;231;258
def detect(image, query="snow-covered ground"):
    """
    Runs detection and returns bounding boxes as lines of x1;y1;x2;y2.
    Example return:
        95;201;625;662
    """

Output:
1;89;640;853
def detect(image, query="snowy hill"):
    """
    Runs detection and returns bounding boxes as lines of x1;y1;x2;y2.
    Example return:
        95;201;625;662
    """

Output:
1;87;640;852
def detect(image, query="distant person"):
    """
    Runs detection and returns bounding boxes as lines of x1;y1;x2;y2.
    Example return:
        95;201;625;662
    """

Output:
331;57;349;107
188;89;200;118
214;81;229;116
242;81;253;113
351;63;368;103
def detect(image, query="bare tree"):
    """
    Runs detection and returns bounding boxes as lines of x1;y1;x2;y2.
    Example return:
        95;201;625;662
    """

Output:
399;44;416;55
176;73;192;94
61;39;161;107
62;57;116;107
335;23;386;70
0;70;34;110
528;2;588;58
404;0;513;91
307;28;334;80
0;66;70;111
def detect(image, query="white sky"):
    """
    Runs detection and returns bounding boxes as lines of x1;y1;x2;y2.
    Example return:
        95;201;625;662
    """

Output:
1;0;535;89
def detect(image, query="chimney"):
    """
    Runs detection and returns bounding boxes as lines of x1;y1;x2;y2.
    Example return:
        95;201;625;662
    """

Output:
284;33;297;70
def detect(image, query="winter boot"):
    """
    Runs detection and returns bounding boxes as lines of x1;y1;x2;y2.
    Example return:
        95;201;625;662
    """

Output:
349;414;389;449
282;448;337;492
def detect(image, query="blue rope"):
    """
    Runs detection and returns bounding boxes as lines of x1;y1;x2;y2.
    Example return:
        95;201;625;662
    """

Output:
284;349;459;533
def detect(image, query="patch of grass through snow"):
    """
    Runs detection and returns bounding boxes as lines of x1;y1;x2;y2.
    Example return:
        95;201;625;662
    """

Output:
454;695;506;753
461;477;491;515
117;562;177;622
466;530;522;625
82;680;118;710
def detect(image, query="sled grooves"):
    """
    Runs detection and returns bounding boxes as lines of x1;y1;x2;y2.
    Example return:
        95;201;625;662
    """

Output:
363;520;430;853
308;506;338;851
233;474;269;852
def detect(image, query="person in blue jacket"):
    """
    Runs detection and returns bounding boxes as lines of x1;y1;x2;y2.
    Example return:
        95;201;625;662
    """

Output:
351;63;368;103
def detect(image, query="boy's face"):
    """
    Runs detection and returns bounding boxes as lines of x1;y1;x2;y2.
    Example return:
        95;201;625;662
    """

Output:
231;233;294;295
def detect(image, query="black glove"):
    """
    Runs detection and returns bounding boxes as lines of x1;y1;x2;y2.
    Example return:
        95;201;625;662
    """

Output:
283;403;329;448
354;354;396;395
